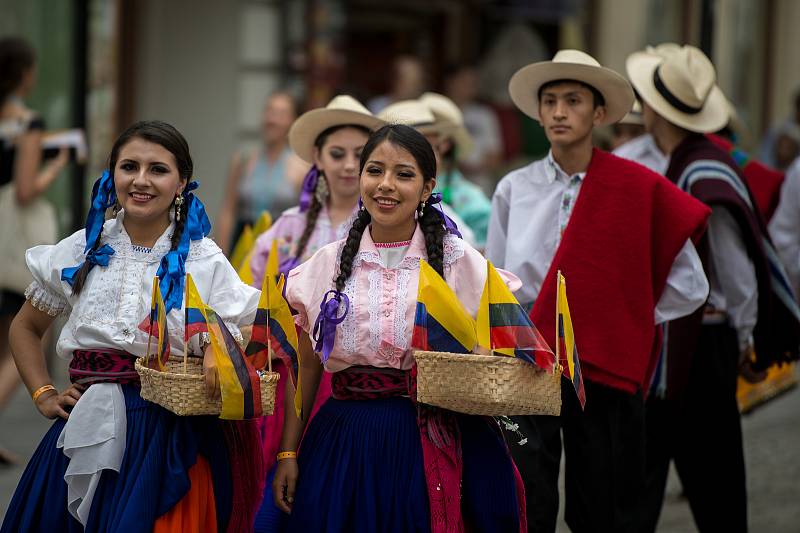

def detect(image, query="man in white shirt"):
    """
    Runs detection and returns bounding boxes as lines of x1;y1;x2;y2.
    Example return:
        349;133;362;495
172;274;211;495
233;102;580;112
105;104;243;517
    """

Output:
486;50;710;532
627;44;800;533
770;157;800;298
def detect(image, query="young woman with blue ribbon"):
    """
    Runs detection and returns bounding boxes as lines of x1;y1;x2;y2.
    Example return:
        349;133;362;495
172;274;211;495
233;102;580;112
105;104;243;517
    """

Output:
2;120;265;532
271;124;527;532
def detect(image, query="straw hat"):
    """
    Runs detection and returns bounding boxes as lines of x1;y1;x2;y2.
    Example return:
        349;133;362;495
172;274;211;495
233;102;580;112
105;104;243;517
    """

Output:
419;92;475;158
377;99;438;132
626;45;728;133
619;101;644;126
289;95;384;163
508;49;634;126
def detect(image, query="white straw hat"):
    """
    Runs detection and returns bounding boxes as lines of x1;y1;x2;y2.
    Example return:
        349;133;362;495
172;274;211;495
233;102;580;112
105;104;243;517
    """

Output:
626;45;728;133
289;95;385;163
377;99;437;131
508;49;634;126
619;101;644;126
418;92;475;158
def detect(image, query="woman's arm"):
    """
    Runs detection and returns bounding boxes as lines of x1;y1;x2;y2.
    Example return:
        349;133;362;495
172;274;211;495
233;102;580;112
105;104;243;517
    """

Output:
272;332;323;512
9;301;83;419
14;128;69;206
216;151;245;254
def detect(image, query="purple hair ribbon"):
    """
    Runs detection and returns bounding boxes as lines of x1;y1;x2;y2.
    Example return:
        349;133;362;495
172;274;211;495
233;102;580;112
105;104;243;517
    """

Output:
312;290;350;363
426;192;462;238
299;165;320;213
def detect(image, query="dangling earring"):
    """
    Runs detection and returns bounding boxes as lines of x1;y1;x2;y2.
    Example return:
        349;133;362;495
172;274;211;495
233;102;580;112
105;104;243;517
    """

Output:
174;194;184;222
418;201;425;217
112;201;121;216
315;174;329;204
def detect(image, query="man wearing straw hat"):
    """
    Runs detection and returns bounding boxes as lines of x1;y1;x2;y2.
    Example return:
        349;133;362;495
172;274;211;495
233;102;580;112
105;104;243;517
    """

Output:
485;49;711;532
627;44;800;532
612;101;668;173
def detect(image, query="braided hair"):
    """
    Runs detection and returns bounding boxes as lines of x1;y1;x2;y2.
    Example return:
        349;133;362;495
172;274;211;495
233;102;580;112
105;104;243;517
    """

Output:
71;121;193;295
333;124;444;293
294;124;370;262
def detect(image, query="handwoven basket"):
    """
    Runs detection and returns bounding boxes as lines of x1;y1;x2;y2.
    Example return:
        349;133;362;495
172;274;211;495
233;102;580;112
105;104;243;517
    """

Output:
136;357;279;417
414;351;562;416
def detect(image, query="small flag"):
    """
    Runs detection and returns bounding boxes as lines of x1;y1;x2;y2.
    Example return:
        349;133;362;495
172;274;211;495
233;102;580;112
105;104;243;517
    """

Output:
230;224;255;271
185;274;208;341
245;267;301;417
476;261;555;369
411;259;477;353
205;308;263;419
557;271;585;409
237;248;256;285
253;210;273;237
139;277;170;370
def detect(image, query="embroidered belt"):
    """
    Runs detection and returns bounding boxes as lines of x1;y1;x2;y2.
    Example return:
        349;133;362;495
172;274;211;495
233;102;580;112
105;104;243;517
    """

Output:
69;349;140;386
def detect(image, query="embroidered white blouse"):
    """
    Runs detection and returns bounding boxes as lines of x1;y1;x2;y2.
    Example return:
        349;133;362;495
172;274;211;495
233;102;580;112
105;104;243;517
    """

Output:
286;225;521;372
25;211;260;358
22;210;260;526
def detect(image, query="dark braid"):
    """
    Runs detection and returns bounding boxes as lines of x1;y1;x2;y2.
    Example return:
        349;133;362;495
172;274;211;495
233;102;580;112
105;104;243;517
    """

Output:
334;208;371;292
419;204;446;277
294;192;324;261
71;224;106;295
170;198;188;250
334;123;444;291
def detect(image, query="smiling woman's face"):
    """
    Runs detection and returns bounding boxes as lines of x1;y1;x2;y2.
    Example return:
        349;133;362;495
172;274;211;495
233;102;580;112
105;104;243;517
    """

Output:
114;137;185;225
360;139;434;241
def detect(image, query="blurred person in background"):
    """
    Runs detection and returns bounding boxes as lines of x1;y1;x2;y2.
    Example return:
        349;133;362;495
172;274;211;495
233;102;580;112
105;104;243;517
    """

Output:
770;160;800;299
0;36;69;466
759;88;800;168
444;63;505;191
217;91;308;254
367;55;427;114
613;101;668;174
770;121;800;172
249;95;383;532
418;92;492;248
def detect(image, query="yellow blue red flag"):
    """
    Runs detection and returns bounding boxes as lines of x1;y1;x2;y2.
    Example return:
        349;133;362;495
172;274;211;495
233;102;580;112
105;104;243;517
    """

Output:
411;259;476;353
140;276;171;370
557;271;585;409
476;261;555;369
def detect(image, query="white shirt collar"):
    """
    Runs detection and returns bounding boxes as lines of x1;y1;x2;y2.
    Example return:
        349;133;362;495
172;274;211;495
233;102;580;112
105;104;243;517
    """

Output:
545;150;588;184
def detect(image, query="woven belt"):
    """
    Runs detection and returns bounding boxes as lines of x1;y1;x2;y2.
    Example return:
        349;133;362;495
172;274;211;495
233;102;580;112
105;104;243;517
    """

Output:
69;349;140;386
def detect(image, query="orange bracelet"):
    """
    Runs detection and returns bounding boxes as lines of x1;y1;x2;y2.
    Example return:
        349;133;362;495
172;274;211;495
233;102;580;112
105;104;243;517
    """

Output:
31;384;57;403
277;451;297;461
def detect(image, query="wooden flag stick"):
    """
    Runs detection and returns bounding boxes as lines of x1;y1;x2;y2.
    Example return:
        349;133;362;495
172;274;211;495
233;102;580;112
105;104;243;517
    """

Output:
183;278;189;374
555;271;562;375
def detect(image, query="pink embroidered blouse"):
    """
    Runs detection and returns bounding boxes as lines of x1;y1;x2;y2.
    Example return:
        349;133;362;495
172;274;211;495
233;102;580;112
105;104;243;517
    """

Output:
285;224;522;372
249;205;353;288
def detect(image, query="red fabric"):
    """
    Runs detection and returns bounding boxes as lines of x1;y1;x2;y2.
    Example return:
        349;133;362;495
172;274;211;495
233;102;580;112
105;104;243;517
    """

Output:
223;420;266;533
529;149;710;393
707;134;784;221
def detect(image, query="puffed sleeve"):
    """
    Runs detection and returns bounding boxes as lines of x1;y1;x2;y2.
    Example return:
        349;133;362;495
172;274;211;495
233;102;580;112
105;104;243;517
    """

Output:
24;229;86;316
285;259;312;333
285;240;342;335
206;249;261;329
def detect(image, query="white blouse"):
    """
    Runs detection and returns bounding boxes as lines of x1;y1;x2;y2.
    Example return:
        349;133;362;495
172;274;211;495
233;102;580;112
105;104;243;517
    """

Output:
25;211;260;359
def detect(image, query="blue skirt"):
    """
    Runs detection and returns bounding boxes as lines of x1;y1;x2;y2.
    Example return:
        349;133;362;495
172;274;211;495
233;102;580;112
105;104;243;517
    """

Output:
286;397;520;533
1;385;232;533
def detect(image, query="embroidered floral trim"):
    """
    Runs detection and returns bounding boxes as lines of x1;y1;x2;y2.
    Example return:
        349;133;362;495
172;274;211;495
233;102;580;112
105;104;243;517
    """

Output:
367;269;382;352
393;269;411;349
24;281;67;317
340;273;358;354
442;234;465;265
374;240;412;249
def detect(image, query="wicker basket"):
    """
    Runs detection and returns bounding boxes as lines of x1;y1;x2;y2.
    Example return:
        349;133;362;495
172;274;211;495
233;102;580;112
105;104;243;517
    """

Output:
414;351;561;416
136;357;279;417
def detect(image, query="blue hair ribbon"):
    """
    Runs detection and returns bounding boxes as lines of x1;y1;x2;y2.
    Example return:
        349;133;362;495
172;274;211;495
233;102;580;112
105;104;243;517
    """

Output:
61;170;118;286
156;180;212;314
312;290;350;363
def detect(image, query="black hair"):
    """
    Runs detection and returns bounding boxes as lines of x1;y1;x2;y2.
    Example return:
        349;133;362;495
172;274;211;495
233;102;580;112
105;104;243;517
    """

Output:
0;37;35;104
332;124;445;292
294;123;371;261
538;79;606;109
72;120;193;295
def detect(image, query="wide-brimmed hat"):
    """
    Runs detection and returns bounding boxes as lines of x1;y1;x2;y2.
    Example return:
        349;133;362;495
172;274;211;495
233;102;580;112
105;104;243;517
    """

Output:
289;95;384;163
418;92;475;158
377;99;438;132
619;101;644;126
626;45;728;133
508;49;634;126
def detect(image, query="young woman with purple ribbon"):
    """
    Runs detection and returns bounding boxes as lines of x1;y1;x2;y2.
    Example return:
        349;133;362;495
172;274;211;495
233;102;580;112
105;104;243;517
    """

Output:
249;95;384;532
2;121;265;532
272;123;528;532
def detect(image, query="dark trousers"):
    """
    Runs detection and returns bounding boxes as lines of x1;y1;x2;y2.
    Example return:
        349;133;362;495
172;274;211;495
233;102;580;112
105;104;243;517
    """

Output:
637;323;747;532
504;378;646;533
